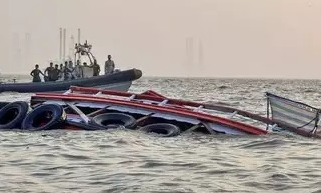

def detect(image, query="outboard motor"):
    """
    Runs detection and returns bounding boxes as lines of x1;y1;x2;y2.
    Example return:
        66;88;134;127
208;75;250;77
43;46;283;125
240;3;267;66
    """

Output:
114;69;121;73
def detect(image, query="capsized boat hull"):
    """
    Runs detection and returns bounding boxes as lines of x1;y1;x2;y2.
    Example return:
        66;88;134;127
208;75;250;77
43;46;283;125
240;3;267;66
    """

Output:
30;86;269;135
0;68;141;93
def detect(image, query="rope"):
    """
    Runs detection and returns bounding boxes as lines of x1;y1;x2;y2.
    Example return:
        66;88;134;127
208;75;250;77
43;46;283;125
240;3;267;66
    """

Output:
296;117;316;129
294;109;320;135
309;109;320;134
266;98;270;131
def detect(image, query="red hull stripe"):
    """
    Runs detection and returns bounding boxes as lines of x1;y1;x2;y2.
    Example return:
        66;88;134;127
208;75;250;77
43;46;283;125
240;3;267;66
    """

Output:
140;90;167;98
31;94;268;135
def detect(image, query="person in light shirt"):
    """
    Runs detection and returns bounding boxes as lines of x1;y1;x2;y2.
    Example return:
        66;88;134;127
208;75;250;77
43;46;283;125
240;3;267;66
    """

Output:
105;55;115;74
74;60;83;78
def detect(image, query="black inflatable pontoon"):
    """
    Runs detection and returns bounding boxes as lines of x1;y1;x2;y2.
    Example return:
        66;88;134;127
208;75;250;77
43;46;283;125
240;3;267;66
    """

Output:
0;68;142;93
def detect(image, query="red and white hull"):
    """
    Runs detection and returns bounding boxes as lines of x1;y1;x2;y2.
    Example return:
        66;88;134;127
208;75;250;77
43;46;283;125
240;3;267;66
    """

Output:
30;86;269;136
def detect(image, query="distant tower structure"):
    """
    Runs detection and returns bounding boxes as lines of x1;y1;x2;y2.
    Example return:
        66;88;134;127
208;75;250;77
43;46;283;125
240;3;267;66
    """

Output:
11;33;18;66
185;37;203;66
185;37;194;65
17;38;22;72
189;37;193;65
69;35;75;60
63;28;66;61
25;33;31;66
185;38;189;64
12;33;22;69
198;39;203;66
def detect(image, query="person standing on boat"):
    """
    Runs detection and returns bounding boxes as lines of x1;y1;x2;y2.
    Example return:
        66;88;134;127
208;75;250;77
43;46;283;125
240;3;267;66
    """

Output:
68;60;75;80
68;60;74;70
30;64;45;82
74;60;83;78
44;62;55;81
63;62;72;80
105;55;115;74
92;59;100;76
58;63;64;80
68;60;76;79
50;64;60;81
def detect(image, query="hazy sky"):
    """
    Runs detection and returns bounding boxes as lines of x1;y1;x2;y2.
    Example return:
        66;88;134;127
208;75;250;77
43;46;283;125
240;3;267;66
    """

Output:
1;0;321;78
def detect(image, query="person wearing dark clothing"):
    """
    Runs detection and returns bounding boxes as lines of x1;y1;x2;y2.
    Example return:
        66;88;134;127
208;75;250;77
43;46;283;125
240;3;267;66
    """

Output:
44;62;55;81
63;62;72;80
30;64;45;82
50;64;60;81
91;59;100;76
58;64;64;79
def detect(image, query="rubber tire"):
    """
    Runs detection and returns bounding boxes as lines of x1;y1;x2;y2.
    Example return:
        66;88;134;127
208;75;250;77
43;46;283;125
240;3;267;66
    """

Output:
21;104;66;131
0;101;29;129
0;102;10;110
139;123;180;137
92;113;137;129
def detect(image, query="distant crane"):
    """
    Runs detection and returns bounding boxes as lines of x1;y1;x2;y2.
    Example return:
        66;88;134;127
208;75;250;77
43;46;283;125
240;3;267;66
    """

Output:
185;37;203;66
24;33;31;66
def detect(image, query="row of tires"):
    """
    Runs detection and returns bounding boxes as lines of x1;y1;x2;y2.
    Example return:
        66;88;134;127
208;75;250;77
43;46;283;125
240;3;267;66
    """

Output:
0;101;66;131
0;101;181;137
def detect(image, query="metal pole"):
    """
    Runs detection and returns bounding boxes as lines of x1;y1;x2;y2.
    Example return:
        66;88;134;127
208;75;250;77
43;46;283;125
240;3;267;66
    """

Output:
77;28;80;44
266;97;270;130
77;28;81;62
59;28;62;60
70;35;75;62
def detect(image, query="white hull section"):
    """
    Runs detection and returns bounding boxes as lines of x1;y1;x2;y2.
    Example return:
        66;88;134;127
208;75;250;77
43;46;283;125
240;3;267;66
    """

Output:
52;81;132;93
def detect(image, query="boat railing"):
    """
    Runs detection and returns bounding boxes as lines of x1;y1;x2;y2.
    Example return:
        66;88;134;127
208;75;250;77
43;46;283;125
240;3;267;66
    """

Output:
73;40;95;65
266;92;321;137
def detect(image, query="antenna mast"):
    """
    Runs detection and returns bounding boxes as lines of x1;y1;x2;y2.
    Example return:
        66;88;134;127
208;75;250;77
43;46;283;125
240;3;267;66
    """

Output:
63;28;66;62
77;28;81;62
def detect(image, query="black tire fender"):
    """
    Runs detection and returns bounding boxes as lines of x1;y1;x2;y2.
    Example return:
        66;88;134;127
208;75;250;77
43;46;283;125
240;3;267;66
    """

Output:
21;104;66;131
0;101;29;129
0;102;10;110
139;123;180;137
92;113;137;129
